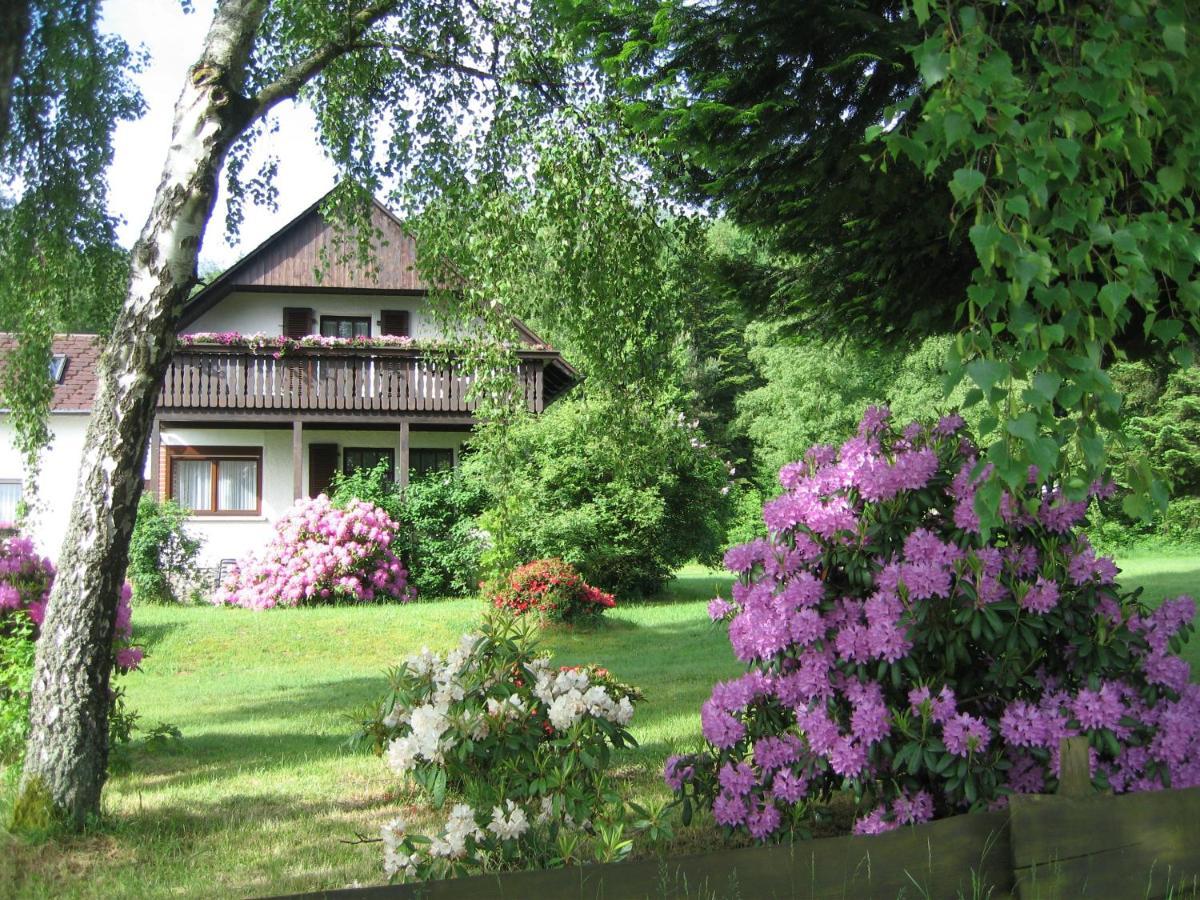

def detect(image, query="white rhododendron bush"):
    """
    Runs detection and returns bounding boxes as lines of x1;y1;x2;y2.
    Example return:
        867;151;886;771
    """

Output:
355;614;644;881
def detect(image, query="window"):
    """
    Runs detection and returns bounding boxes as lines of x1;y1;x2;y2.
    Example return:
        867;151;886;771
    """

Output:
168;447;261;514
410;448;454;478
380;310;410;336
283;307;314;338
320;315;371;339
0;481;21;523
344;447;394;480
49;354;67;384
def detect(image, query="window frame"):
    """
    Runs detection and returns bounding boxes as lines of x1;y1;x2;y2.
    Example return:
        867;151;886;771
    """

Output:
343;447;395;481
319;315;372;339
409;448;455;479
0;479;22;523
49;354;67;384
166;445;263;516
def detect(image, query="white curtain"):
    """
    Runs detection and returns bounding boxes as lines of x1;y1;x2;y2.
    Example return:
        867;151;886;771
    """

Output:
172;460;211;511
218;460;257;511
0;482;21;523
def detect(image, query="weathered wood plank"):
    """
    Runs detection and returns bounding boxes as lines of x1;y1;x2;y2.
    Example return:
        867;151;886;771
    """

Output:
1011;787;1200;900
276;811;1013;900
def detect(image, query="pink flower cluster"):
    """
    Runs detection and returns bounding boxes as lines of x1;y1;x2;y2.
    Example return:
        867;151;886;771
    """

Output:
215;495;413;609
179;331;552;354
0;533;144;672
670;407;1199;840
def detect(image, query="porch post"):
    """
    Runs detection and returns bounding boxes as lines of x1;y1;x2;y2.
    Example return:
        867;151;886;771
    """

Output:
148;417;161;499
398;420;410;489
292;419;304;500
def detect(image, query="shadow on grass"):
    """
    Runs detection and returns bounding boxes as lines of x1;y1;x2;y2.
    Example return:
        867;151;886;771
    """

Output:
199;676;387;727
113;729;371;794
130;619;184;653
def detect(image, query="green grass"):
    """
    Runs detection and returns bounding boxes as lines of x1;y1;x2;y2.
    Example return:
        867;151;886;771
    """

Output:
0;565;741;898
1;557;1198;899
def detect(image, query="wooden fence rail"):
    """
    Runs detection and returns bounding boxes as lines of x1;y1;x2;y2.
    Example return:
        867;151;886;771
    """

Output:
274;742;1200;900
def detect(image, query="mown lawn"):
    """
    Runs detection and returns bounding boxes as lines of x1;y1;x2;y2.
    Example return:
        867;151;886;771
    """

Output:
1;558;1198;899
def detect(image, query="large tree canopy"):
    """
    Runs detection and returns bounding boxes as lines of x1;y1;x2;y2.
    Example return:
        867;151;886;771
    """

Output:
562;0;975;338
567;0;1200;523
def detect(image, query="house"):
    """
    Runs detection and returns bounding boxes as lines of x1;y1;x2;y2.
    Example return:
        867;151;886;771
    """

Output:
0;193;577;569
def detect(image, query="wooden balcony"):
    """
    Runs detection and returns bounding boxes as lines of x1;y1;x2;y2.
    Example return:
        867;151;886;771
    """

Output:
157;345;573;421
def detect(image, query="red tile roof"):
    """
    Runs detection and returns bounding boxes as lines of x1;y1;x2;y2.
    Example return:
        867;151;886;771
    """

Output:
0;333;103;412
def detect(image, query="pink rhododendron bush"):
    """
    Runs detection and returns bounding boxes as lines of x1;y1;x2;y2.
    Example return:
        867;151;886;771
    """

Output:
215;495;412;608
666;408;1198;840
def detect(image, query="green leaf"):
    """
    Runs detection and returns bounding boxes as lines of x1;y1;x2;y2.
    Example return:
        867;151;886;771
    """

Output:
1030;372;1062;404
916;39;949;86
912;0;931;25
1097;283;1131;319
943;113;971;145
967;358;1010;398
1157;165;1185;197
968;222;1003;266
1005;412;1039;445
1163;24;1186;55
950;167;986;202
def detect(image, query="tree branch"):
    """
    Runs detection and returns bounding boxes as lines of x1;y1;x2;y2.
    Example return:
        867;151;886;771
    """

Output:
352;38;575;91
248;0;399;120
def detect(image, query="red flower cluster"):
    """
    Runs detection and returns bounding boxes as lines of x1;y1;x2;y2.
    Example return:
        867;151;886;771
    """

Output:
489;558;616;624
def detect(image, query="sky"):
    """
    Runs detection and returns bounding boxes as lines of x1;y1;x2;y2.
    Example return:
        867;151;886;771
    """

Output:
100;0;339;270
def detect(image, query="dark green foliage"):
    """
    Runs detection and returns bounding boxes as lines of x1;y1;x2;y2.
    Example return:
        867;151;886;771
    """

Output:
329;460;404;523
127;496;203;605
329;460;487;598
563;0;965;341
464;395;732;598
394;470;487;599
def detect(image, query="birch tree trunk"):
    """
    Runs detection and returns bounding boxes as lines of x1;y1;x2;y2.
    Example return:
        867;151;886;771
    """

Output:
14;0;268;829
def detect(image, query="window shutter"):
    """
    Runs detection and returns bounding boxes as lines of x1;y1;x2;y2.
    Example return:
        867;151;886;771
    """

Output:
282;307;314;339
380;309;410;337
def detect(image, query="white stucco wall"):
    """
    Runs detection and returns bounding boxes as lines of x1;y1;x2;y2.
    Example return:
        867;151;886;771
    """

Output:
0;416;469;570
0;414;91;561
159;425;469;568
186;290;454;340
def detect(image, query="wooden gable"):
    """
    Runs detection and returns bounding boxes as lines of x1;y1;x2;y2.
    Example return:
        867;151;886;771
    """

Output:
230;201;426;293
180;192;428;329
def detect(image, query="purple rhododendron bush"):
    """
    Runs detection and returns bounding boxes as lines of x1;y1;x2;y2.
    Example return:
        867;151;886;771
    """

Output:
1;533;144;760
666;408;1198;840
216;495;412;608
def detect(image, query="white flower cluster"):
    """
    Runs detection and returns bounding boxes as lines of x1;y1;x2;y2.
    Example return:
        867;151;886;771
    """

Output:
534;667;635;732
386;634;486;775
429;803;482;859
381;817;417;879
387;703;451;773
486;800;531;841
382;799;543;879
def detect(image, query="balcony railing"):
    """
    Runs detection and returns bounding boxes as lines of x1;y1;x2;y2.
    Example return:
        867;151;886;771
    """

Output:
157;345;547;415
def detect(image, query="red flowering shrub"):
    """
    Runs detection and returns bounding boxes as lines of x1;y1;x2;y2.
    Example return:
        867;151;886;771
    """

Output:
489;558;616;623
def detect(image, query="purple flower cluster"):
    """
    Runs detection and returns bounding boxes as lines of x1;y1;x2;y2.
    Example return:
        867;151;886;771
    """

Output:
216;495;412;609
665;407;1200;842
0;533;145;673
